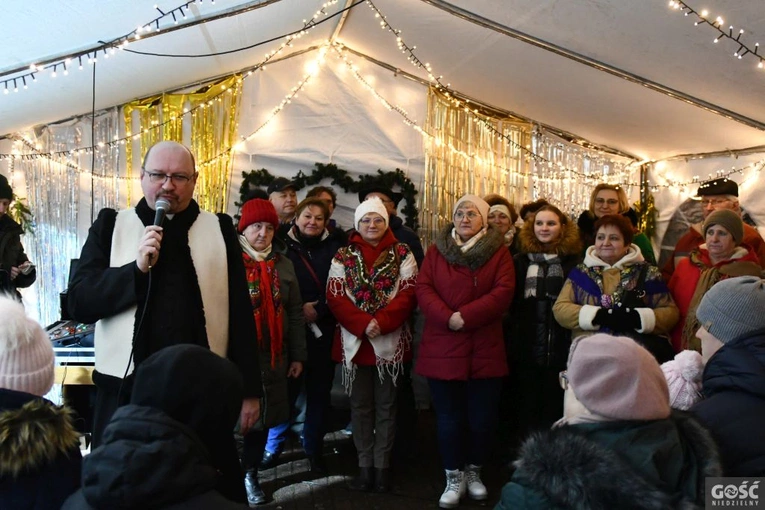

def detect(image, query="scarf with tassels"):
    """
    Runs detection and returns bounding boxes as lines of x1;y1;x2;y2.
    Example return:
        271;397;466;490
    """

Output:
240;237;284;368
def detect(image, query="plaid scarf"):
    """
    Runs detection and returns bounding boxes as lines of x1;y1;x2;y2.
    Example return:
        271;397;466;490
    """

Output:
524;253;564;299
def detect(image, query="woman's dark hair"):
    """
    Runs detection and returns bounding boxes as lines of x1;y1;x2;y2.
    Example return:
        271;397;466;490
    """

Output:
532;204;569;226
306;185;337;207
593;214;634;246
519;198;550;220
484;194;519;224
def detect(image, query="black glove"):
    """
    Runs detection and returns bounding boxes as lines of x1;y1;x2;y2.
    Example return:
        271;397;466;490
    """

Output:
593;307;617;330
609;306;642;332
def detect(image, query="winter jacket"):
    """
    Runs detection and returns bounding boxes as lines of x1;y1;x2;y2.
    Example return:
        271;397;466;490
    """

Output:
0;389;81;510
496;411;721;510
553;245;679;340
388;214;425;267
327;229;418;367
242;237;306;430
0;214;35;299
284;226;345;344
62;405;248;510
668;245;761;351
662;222;765;281
510;220;582;369
692;329;765;476
416;225;515;380
577;210;656;265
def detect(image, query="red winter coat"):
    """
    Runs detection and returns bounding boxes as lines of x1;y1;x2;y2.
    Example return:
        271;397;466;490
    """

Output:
327;230;418;366
668;244;761;351
416;225;515;380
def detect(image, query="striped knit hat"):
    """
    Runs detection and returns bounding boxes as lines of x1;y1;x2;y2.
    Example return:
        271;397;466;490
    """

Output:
0;295;54;396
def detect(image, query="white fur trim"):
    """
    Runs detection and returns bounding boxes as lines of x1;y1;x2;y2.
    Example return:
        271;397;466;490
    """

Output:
583;244;644;269
635;308;656;334
579;304;601;331
95;209;228;377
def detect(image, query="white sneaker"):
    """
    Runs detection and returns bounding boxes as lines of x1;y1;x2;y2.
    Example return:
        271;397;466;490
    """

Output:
464;464;487;501
439;469;465;509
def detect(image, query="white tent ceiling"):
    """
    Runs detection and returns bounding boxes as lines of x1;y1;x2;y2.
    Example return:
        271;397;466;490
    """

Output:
1;0;764;161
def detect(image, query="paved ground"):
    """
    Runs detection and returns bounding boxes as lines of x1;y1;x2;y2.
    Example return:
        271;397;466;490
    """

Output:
254;410;513;509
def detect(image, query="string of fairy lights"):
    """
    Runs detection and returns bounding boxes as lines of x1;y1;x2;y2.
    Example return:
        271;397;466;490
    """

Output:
3;0;761;195
667;1;764;71
648;158;765;193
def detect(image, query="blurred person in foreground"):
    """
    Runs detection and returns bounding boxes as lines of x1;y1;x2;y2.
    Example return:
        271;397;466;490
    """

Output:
0;295;81;510
496;334;721;509
691;276;765;476
63;345;249;510
0;174;36;301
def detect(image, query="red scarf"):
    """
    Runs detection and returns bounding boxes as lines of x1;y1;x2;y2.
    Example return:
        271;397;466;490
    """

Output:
242;253;284;368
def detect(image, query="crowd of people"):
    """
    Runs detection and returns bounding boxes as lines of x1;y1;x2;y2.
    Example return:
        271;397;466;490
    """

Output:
1;141;764;509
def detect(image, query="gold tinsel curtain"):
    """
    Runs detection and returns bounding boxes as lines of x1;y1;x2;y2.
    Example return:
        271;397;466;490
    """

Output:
122;75;242;212
420;87;532;246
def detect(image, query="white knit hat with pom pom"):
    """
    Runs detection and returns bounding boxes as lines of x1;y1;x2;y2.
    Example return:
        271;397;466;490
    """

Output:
0;295;54;396
661;350;704;410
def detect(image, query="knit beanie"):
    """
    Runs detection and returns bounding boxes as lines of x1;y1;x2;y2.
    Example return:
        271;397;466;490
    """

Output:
0;295;55;396
696;275;765;342
238;198;279;233
354;196;389;229
567;334;670;421
454;194;490;226
661;350;704;410
703;209;744;245
0;174;12;201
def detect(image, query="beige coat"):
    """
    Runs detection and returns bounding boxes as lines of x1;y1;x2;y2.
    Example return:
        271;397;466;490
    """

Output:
553;245;679;339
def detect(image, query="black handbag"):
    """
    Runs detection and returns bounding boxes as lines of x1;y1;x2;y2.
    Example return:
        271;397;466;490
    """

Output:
619;264;676;364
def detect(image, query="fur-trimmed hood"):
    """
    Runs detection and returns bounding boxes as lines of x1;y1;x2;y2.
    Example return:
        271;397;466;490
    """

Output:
517;216;582;257
508;411;721;509
0;390;80;478
434;224;505;271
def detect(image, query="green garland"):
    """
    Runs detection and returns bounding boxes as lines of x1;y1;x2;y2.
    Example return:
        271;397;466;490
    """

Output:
238;162;419;230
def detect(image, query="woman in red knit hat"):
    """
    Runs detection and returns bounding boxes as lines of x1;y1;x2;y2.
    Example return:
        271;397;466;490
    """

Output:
237;198;307;506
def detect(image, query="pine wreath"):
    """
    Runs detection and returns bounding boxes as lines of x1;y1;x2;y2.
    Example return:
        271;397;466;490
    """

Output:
238;162;419;230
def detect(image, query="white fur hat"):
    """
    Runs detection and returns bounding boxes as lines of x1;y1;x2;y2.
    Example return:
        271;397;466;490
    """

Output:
0;295;55;396
354;196;389;229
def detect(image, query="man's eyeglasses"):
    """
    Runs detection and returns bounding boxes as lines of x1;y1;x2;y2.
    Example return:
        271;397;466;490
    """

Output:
558;370;569;390
454;211;481;221
699;198;731;208
143;170;194;185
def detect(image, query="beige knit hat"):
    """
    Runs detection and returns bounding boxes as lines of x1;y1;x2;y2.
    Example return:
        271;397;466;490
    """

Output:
0;295;55;396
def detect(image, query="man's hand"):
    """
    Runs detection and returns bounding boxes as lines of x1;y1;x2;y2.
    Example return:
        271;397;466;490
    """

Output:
136;225;164;273
448;312;465;331
365;318;381;339
9;266;20;280
239;397;261;435
287;361;303;378
303;301;318;323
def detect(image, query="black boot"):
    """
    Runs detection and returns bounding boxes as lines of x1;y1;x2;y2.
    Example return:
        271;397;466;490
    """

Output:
347;466;374;491
244;469;266;506
258;450;280;471
374;468;391;492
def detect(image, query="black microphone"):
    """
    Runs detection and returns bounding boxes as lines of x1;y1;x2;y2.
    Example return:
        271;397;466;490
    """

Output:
154;199;171;227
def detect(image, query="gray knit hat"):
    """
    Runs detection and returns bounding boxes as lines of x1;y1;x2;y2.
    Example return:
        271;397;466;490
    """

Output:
696;276;765;343
703;209;744;246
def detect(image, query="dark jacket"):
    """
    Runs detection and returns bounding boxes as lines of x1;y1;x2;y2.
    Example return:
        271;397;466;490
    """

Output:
0;389;82;510
691;329;765;476
510;221;582;368
389;214;424;267
66;199;262;397
62;406;248;510
0;214;35;299
284;226;346;343
416;225;515;380
242;236;306;430
497;411;721;510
